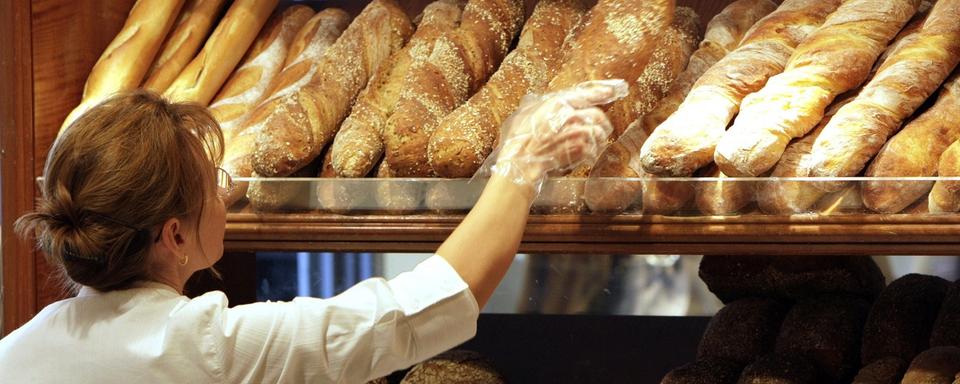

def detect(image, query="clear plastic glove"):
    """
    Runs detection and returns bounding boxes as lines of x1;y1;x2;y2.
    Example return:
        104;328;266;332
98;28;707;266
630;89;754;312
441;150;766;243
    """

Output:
474;79;629;194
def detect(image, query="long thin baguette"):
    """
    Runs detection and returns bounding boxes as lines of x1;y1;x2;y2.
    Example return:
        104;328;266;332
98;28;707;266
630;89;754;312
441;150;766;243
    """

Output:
163;0;279;105
640;0;777;133
223;8;350;207
427;0;587;179
695;165;754;216
330;0;465;178
383;0;525;177
210;5;315;141
251;0;415;177
59;0;185;133
142;0;227;93
715;0;923;177
757;98;853;214
605;7;700;140
546;0;673;91
863;71;960;213
930;140;960;213
583;121;648;213
638;0;841;177
808;0;960;191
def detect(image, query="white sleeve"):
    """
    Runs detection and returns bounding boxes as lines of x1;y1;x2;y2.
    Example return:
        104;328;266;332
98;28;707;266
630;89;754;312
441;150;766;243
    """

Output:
208;255;480;384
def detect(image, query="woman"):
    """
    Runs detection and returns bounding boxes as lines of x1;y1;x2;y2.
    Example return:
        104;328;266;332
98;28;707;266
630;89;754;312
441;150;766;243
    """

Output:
0;80;623;383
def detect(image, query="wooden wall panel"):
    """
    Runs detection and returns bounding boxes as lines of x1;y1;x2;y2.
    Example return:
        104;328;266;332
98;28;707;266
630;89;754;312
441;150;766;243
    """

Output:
1;0;36;336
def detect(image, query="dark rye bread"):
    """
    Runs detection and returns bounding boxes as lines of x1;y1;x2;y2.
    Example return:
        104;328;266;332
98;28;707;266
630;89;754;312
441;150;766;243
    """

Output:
661;358;743;384
736;353;821;384
400;350;504;384
774;295;871;383
852;357;907;384
861;274;950;365
930;279;960;348
698;255;885;303
697;298;788;365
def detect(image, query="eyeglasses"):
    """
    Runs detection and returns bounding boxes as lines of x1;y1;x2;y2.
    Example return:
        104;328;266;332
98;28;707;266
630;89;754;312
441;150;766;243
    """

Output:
216;167;235;199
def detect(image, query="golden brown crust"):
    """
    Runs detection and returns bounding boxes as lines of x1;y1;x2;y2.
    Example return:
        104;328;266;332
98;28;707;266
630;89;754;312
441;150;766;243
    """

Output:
142;0;227;93
427;0;587;179
715;0;923;177
546;0;673;91
864;72;960;213
638;0;841;177
640;0;777;133
384;0;525;177
695;164;755;216
809;0;960;192
60;0;186;133
251;0;414;177
163;0;280;105
330;0;465;178
930;139;960;213
583;121;647;213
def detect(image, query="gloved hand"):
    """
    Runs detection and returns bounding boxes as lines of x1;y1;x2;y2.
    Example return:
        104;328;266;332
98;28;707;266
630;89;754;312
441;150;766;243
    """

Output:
474;79;628;194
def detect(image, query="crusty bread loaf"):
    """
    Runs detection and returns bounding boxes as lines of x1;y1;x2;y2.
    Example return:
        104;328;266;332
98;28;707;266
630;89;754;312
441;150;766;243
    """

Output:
638;0;841;177
640;0;777;133
929;139;960;213
900;346;960;384
247;156;322;212
426;0;587;179
219;8;349;207
142;0;227;93
163;0;279;105
807;0;960;194
695;165;754;216
60;0;185;133
642;178;696;215
546;0;673;91
605;7;700;140
863;71;960;213
210;5;314;140
584;121;647;213
383;0;525;177
714;0;923;177
374;161;425;213
251;0;415;177
757;97;852;214
330;0;465;178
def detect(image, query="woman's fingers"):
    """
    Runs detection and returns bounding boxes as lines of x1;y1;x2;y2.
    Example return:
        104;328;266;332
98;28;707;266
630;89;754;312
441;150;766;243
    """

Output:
556;79;629;109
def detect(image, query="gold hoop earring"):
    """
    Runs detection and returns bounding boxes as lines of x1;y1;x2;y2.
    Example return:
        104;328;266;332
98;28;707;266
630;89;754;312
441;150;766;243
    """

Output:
178;253;189;266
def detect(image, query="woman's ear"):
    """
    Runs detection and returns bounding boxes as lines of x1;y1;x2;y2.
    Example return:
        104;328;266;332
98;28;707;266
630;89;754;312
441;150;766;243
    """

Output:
158;217;185;255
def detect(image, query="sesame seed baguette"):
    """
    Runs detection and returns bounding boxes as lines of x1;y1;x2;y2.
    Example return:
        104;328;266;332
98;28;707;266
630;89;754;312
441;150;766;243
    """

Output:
330;0;466;179
810;0;960;195
250;0;415;177
383;0;525;177
427;0;587;179
640;0;777;134
638;0;841;178
142;0;228;93
60;0;186;133
714;0;924;177
163;0;280;105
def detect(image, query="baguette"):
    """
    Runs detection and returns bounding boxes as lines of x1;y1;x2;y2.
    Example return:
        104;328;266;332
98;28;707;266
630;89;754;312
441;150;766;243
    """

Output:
330;0;465;178
142;0;227;93
640;0;777;133
930;139;960;213
863;72;960;213
210;5;315;141
251;0;415;177
638;0;841;177
695;165;754;216
605;7;700;139
427;0;587;179
714;0;923;177
163;0;279;105
59;0;185;133
583;121;648;213
374;161;425;213
757;98;853;214
383;0;525;177
220;8;350;206
247;157;322;212
546;0;673;92
808;0;960;192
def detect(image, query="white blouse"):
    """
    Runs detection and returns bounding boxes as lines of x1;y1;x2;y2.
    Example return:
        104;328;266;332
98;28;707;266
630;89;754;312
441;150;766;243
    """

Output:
0;255;479;384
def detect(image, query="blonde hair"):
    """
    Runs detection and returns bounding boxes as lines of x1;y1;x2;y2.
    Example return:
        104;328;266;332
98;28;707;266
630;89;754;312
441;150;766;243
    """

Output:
16;91;224;292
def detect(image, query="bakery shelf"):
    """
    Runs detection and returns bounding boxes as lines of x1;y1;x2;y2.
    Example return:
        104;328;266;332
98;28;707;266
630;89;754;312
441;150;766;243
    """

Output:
225;176;960;255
